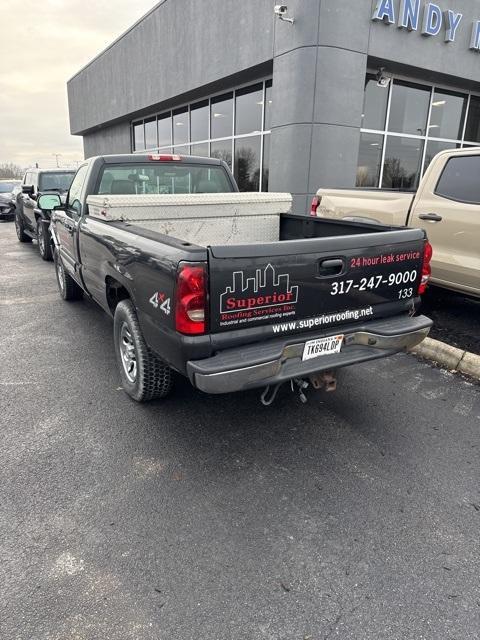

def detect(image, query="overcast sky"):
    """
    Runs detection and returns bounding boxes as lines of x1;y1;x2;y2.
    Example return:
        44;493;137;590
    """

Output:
0;0;159;170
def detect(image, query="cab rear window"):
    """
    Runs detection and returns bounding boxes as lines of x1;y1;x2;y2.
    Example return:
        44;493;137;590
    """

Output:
435;155;480;204
97;163;234;195
39;172;75;192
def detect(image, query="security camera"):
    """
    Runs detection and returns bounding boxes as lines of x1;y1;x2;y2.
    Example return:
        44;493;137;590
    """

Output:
274;4;294;23
376;67;392;88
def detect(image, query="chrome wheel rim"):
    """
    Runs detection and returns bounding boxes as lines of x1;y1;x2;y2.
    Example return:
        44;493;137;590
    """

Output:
120;322;137;383
56;257;65;292
38;223;45;254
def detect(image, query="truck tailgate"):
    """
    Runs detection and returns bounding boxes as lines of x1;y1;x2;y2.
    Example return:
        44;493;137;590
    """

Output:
207;228;426;336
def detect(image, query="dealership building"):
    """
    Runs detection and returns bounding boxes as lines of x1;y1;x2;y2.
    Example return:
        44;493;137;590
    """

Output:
68;0;480;213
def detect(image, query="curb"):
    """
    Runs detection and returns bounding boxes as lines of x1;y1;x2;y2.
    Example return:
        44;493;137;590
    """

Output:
409;337;480;380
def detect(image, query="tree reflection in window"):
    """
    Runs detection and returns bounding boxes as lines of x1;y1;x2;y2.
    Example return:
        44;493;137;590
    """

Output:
234;137;261;191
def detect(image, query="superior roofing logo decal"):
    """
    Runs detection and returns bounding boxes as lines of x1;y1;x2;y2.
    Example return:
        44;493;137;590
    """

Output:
372;1;480;50
220;264;299;314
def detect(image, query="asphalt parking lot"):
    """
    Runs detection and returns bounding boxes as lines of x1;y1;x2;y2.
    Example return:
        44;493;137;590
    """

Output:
1;220;479;640
420;286;480;355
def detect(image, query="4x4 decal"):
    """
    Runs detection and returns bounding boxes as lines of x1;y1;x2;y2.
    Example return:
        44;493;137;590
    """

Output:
149;292;171;315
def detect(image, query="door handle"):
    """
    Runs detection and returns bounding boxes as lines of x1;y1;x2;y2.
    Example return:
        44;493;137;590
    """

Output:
318;258;344;277
418;213;442;222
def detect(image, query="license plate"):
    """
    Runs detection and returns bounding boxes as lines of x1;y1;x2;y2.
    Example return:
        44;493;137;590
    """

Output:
302;335;344;361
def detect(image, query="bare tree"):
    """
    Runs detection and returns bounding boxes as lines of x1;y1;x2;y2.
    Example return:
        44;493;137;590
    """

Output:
0;163;24;180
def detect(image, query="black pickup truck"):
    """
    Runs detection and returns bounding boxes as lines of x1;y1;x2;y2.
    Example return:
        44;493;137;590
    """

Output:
15;167;75;261
41;153;433;404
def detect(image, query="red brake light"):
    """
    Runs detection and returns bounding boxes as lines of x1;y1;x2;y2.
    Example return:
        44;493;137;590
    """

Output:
148;154;182;161
175;264;206;335
418;240;433;295
310;195;321;216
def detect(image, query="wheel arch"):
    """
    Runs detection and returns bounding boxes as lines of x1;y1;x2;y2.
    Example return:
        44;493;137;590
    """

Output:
105;275;134;315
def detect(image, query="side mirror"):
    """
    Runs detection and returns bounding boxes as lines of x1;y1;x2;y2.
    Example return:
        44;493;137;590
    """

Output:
22;185;34;195
38;193;62;210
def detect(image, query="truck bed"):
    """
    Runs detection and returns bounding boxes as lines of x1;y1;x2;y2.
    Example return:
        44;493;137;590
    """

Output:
317;188;415;226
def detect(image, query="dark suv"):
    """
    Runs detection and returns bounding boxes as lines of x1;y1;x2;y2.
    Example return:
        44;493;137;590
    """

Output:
15;168;75;260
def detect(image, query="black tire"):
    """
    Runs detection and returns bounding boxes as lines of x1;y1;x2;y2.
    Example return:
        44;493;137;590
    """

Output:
54;250;83;301
114;299;173;402
37;218;53;261
15;212;31;243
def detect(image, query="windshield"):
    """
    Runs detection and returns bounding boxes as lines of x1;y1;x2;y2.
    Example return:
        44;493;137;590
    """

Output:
97;163;234;195
39;172;75;192
0;182;17;193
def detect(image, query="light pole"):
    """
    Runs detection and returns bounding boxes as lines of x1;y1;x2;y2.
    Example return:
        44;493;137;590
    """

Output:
52;153;62;168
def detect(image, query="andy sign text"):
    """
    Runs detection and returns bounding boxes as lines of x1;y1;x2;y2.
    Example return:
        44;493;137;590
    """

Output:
372;0;480;51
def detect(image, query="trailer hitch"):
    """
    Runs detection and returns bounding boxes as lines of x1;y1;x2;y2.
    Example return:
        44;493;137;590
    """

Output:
309;370;337;392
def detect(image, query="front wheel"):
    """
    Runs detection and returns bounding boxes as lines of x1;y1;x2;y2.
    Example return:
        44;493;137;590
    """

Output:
54;250;83;301
37;218;53;261
15;212;31;243
114;299;173;402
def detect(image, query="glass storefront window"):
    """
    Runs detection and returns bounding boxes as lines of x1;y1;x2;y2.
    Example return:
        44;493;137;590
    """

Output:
358;73;480;188
158;114;171;148
211;93;233;139
262;135;270;192
144;117;157;150
131;80;271;191
190;100;209;142
382;136;424;190
191;142;209;158
361;74;389;131
210;140;232;169
423;140;459;173
133;122;145;151
388;81;430;136
356;133;384;187
234;136;261;191
264;80;273;131
429;90;467;141
173;107;188;146
464;96;480;143
235;83;263;136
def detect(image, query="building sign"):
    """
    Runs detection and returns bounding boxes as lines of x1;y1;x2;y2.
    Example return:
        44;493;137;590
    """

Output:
372;1;480;50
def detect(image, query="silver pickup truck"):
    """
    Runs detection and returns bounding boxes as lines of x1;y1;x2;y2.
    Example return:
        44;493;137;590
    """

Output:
312;148;480;299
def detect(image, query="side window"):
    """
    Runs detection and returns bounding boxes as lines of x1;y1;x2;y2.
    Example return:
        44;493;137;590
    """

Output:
435;155;480;204
67;165;89;216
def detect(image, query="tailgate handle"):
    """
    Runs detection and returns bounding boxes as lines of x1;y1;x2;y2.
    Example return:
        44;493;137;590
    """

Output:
318;258;343;276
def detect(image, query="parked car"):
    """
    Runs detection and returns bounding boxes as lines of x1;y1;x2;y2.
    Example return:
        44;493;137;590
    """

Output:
311;147;480;299
42;153;432;404
15;167;75;260
0;180;21;220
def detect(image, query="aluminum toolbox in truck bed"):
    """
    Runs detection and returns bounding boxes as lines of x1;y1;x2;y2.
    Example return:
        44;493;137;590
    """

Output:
86;192;292;245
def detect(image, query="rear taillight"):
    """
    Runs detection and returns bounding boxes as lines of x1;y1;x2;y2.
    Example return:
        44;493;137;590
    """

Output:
310;195;321;216
418;240;433;295
175;263;206;335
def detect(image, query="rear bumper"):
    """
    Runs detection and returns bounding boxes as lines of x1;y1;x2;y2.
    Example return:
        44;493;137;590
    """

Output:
187;314;432;394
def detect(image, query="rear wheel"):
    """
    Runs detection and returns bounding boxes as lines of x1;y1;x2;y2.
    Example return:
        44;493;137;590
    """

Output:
114;299;173;402
15;212;31;243
54;250;83;301
37;218;53;261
